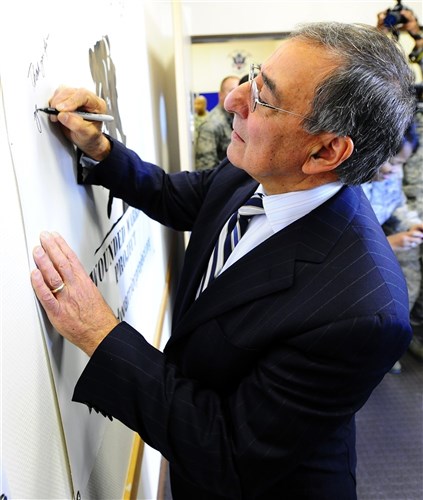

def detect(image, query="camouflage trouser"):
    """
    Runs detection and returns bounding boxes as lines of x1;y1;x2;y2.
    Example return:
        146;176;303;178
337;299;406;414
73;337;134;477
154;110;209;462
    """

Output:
404;112;423;341
396;247;422;311
385;210;423;314
403;168;423;327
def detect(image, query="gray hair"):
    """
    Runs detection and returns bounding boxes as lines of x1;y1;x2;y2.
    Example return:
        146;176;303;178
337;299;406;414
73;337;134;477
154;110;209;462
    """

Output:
289;22;416;184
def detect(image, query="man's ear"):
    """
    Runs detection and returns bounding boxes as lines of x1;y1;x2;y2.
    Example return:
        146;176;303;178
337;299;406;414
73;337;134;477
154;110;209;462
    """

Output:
302;135;354;175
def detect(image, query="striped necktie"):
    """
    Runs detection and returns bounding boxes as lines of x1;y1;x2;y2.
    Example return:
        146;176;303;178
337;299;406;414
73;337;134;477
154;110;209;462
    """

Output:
198;192;265;294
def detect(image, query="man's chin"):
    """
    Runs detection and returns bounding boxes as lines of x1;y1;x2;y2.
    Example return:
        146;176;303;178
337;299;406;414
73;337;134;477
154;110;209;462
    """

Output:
226;145;242;169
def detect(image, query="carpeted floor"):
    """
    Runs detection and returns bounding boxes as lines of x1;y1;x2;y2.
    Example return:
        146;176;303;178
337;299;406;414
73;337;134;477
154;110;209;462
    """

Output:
356;350;423;500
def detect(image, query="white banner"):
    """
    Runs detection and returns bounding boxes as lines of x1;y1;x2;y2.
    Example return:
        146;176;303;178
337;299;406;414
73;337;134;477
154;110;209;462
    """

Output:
1;0;167;494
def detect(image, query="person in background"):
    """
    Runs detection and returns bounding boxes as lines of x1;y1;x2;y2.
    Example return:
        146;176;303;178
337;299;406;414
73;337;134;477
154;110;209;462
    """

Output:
31;23;415;499
375;5;423;365
194;75;239;170
376;3;423;82
193;94;209;149
403;93;423;361
238;73;250;86
362;125;423;373
193;95;208;131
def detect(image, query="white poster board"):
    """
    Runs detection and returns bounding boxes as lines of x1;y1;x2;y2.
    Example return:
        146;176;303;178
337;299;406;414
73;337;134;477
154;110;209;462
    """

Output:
1;0;167;494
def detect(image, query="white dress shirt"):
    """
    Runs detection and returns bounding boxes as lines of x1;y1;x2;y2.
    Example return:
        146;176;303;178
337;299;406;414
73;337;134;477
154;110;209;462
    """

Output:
220;182;343;275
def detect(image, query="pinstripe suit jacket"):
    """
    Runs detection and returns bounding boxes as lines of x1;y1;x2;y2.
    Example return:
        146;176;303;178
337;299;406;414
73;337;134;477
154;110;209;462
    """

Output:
74;140;412;499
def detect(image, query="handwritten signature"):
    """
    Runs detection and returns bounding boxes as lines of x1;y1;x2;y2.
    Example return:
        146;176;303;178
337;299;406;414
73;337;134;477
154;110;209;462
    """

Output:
27;35;49;88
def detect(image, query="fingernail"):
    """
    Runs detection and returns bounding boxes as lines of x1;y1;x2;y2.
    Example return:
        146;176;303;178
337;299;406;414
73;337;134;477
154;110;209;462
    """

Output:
33;246;44;257
31;268;42;281
40;231;51;239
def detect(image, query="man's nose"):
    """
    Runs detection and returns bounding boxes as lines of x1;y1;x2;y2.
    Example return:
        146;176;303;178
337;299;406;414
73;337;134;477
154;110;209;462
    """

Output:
224;82;249;117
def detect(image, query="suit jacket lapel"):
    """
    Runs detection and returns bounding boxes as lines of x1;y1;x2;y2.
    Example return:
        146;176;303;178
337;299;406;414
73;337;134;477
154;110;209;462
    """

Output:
171;174;258;325
169;183;360;346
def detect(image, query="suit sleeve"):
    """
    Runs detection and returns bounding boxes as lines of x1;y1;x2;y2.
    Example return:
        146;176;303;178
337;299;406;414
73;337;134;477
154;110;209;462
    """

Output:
73;313;411;498
80;138;219;231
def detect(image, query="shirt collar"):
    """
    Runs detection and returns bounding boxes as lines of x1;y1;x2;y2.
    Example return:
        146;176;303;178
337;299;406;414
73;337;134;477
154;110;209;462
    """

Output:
256;182;343;234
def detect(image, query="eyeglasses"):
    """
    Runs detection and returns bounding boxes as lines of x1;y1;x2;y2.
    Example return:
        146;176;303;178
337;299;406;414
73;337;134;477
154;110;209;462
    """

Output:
249;63;310;121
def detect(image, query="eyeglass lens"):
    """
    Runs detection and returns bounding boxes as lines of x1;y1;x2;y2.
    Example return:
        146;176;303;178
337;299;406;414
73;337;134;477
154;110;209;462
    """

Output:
249;64;260;113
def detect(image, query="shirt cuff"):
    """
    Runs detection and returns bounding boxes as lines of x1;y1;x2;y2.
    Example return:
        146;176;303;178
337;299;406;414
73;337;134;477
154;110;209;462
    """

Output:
79;153;100;181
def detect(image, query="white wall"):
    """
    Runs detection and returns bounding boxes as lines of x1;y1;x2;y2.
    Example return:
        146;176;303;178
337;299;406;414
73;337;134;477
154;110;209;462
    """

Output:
191;38;282;93
186;0;423;92
184;0;423;36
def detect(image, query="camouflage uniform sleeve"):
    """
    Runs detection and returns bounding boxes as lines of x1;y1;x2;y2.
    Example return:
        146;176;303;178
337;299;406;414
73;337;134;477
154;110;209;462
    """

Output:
403;113;423;218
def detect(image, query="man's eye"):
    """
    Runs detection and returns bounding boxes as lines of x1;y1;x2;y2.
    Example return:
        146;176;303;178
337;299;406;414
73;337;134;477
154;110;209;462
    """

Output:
258;92;269;106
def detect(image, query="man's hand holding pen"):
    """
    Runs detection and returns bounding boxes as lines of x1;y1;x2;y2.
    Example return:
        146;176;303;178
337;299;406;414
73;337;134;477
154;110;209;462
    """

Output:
48;87;112;161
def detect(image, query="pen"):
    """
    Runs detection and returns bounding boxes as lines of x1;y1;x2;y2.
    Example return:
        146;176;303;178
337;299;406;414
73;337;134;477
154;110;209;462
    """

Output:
37;107;114;123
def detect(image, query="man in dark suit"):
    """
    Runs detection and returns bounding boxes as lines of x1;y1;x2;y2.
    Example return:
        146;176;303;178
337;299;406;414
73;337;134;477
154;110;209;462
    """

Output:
31;23;416;499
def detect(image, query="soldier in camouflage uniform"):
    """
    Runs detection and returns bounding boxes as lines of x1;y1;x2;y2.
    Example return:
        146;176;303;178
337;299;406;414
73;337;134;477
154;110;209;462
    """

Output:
193;95;208;145
375;6;423;361
363;171;422;311
194;76;239;171
402;111;423;217
363;133;423;371
403;106;423;359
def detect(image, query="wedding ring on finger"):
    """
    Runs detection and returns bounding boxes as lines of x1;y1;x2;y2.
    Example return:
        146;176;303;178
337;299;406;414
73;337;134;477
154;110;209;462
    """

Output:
51;282;65;294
